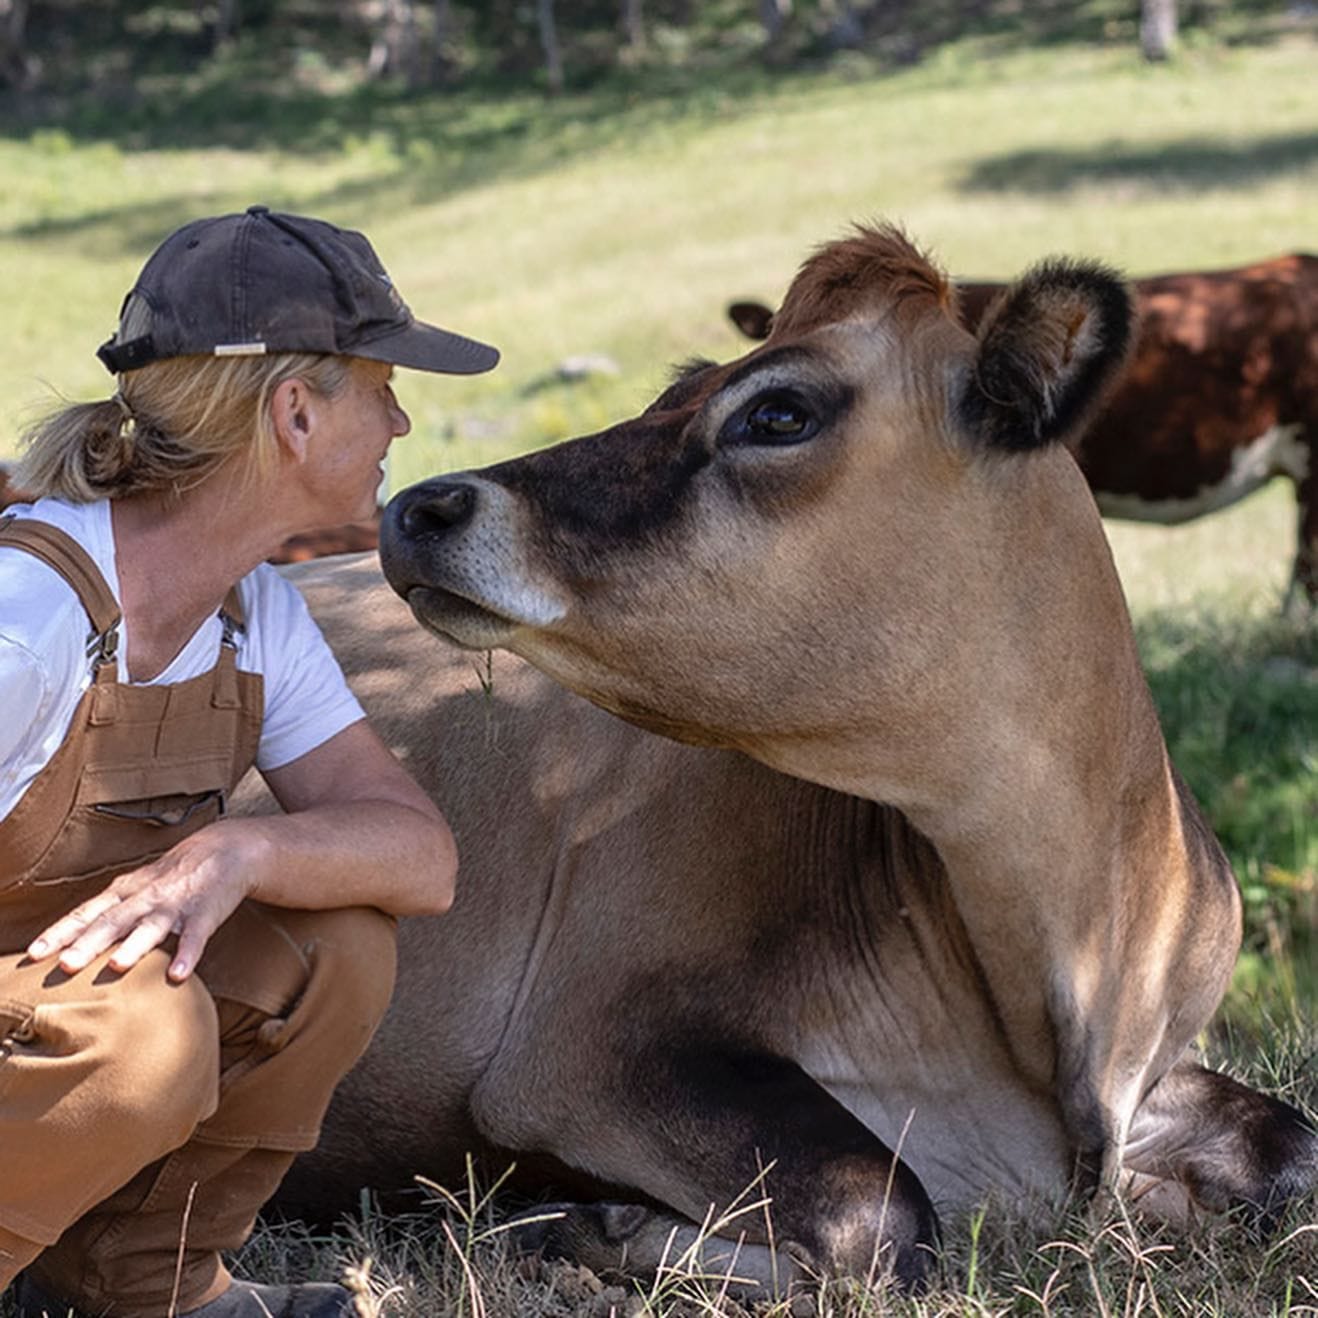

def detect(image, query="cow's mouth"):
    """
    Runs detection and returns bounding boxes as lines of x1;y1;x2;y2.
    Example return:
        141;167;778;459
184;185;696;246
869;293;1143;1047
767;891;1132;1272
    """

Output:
405;585;520;651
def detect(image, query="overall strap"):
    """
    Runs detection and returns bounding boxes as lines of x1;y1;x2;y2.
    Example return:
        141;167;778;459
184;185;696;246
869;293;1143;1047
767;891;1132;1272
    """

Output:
219;584;247;643
0;514;122;665
213;584;247;708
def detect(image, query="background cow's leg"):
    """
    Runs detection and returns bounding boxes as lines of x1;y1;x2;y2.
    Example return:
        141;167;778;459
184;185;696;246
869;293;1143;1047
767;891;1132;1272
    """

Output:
489;1046;939;1292
1288;451;1317;609
1122;1056;1318;1232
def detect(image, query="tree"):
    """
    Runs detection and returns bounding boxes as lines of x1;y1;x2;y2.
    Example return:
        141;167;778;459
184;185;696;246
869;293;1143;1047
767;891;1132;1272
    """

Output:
1140;0;1177;61
431;0;456;84
369;0;421;83
760;0;792;44
537;0;564;94
621;0;644;53
214;0;239;48
0;0;32;88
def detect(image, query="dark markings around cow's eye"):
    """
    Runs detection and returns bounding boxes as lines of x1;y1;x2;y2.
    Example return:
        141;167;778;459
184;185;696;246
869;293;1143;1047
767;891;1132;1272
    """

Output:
720;391;820;448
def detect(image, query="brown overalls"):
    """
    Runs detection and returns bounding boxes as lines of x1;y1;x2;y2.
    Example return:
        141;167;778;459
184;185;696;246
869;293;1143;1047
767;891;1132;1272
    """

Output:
0;517;397;1316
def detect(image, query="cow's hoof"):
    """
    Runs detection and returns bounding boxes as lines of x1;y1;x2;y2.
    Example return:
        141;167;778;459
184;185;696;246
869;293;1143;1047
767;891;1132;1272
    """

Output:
506;1199;809;1297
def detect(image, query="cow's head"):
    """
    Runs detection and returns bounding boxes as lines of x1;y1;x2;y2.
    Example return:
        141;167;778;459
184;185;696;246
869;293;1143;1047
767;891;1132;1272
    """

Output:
381;224;1134;811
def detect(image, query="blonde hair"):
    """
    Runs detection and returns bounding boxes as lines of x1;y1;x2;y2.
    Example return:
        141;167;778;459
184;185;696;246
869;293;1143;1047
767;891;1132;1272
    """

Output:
15;352;355;502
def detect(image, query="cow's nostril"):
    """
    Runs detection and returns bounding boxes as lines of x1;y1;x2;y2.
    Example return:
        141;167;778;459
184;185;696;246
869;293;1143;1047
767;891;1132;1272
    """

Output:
400;483;477;538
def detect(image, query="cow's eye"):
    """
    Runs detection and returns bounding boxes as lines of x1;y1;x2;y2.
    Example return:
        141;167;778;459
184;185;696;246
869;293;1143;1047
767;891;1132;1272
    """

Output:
722;392;819;447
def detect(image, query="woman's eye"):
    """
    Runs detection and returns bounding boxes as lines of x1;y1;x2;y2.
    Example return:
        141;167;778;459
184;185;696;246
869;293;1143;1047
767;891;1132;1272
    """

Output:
730;394;817;446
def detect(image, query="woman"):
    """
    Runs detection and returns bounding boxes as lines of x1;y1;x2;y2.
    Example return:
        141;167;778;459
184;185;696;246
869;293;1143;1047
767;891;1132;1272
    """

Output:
0;206;499;1318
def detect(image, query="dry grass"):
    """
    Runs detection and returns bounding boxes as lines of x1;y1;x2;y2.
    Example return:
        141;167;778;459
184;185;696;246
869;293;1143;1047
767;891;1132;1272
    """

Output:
204;1006;1318;1317
228;1164;1317;1317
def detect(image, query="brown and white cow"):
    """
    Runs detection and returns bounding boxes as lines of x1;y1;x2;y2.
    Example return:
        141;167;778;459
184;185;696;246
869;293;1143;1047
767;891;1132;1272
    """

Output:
731;251;1318;606
268;226;1316;1292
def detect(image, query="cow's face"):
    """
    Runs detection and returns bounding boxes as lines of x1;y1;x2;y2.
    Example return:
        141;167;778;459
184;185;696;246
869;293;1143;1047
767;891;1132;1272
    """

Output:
381;226;1134;807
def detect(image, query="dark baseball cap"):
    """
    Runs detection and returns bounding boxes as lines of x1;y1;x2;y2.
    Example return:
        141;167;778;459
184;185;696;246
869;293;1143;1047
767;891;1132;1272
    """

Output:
96;205;500;377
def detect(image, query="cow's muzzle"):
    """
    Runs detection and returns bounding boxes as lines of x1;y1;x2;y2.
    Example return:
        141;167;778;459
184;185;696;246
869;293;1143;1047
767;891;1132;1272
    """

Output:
380;476;480;599
380;475;567;648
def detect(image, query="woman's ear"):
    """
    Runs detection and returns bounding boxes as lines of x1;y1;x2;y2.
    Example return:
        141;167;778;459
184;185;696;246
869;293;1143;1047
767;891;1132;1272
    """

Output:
271;377;315;464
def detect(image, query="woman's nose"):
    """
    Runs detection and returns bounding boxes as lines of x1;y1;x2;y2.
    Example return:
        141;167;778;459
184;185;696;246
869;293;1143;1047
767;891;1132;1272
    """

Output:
390;392;412;438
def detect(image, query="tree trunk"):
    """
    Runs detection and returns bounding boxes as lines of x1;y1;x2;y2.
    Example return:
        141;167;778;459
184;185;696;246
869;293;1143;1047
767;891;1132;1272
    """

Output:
621;0;644;52
213;0;239;48
369;0;421;83
0;0;32;87
431;0;457;84
1140;0;1177;61
760;0;792;44
537;0;563;95
818;0;863;49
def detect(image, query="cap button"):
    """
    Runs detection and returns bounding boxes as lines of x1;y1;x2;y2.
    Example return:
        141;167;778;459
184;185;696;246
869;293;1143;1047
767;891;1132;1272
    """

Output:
246;204;270;217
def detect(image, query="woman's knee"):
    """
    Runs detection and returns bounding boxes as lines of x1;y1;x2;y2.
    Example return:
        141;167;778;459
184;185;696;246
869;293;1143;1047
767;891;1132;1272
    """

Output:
202;902;398;1079
193;906;399;1147
14;951;219;1153
286;904;399;1043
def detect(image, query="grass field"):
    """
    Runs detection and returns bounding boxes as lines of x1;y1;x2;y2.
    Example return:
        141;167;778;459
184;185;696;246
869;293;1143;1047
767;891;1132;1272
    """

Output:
1;19;1315;1316
5;30;1318;480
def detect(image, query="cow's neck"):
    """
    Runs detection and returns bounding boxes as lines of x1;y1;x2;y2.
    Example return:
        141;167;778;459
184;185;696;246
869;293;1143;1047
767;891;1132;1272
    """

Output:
886;680;1236;1159
756;606;1238;1161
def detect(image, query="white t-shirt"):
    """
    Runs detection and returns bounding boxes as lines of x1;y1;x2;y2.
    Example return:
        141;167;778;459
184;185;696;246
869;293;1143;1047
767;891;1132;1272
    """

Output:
0;497;366;821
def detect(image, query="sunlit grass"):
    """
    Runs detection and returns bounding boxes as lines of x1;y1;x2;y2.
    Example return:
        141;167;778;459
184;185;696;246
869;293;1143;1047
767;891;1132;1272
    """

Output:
4;35;1317;475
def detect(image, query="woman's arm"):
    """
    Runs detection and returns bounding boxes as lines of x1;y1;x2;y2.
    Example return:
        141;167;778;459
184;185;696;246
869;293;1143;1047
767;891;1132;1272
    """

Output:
257;716;457;917
26;719;457;981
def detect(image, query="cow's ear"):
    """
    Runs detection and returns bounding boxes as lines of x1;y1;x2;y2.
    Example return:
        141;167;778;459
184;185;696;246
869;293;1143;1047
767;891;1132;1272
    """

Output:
956;259;1133;452
728;300;775;341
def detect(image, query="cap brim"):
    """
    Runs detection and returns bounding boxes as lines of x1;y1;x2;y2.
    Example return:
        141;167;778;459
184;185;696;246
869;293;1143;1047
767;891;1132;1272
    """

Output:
352;320;501;375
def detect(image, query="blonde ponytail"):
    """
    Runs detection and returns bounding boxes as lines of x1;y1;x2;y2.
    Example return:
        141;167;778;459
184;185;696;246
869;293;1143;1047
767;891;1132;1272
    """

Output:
15;352;354;502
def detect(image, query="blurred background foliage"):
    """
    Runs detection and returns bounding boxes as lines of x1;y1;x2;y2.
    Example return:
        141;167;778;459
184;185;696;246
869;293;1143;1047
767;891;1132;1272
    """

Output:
2;0;1314;139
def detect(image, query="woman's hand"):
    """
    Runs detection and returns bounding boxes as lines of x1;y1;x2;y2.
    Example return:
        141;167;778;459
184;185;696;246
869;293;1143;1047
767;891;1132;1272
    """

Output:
27;721;455;984
26;823;263;982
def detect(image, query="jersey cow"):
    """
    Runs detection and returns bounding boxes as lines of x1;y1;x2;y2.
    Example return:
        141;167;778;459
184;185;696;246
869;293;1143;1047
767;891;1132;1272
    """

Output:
269;226;1316;1292
732;251;1318;607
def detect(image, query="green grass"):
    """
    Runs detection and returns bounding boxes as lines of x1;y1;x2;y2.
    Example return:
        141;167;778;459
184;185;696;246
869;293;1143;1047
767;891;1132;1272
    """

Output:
1102;483;1317;1025
1;25;1314;1315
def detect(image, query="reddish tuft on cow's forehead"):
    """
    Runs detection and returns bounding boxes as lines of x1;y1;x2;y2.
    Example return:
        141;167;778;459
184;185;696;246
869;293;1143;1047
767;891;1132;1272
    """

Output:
770;223;953;340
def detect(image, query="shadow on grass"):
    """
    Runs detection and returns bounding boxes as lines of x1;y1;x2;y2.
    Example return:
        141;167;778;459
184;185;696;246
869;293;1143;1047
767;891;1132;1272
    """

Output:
3;0;1314;257
960;129;1318;196
0;58;802;254
23;106;1318;265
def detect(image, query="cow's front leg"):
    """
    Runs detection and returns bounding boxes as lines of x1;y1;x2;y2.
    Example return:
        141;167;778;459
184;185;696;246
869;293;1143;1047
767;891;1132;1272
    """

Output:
507;1199;811;1298
503;1046;939;1292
